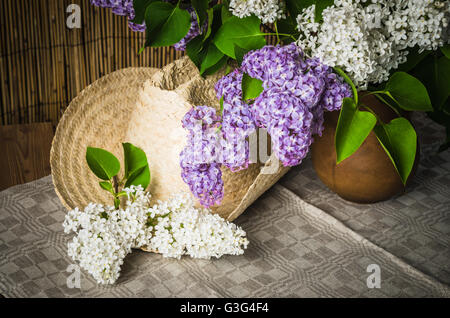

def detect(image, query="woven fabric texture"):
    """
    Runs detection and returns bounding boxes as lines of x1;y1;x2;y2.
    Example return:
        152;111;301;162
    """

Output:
1;112;449;297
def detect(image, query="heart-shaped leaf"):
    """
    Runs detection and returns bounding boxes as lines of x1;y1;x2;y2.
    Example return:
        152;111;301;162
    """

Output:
242;73;264;101
213;16;266;59
122;143;149;179
374;118;417;185
131;0;156;24
221;5;233;24
99;181;113;192
191;0;209;28
334;67;357;104
124;165;151;190
234;44;250;66
200;44;224;74
186;35;205;69
86;147;120;181
202;55;228;76
144;1;191;47
335;98;377;164
385;72;433;112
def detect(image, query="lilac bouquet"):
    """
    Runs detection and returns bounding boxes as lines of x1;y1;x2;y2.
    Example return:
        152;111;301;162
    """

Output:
180;43;351;207
89;1;445;206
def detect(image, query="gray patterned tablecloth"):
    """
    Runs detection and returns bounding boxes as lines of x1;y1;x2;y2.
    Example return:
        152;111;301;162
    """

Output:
0;113;449;297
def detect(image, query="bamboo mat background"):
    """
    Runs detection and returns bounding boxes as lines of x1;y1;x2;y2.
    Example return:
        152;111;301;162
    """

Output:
0;0;277;128
0;0;185;127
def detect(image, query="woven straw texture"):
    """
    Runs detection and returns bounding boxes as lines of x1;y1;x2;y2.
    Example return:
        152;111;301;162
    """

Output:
0;0;278;127
51;57;290;224
50;67;158;213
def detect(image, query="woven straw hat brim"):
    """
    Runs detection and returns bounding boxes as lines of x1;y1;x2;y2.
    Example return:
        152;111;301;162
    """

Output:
51;57;290;222
50;67;159;210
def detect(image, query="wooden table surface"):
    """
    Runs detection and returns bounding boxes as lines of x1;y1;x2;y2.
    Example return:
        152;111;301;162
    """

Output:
0;123;54;191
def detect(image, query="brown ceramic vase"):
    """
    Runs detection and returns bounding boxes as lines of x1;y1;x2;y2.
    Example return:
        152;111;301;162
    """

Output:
311;93;419;204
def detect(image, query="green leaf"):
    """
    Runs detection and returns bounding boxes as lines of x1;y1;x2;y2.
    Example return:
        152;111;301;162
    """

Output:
335;98;378;164
285;0;331;23
114;197;121;210
219;95;224;116
397;47;431;73
191;0;209;28
315;0;334;21
131;0;156;24
441;44;450;59
144;1;191;47
334;67;358;105
99;181;113;192
285;0;312;23
242;73;264;101
374;118;417;185
186;35;205;69
213;16;266;59
277;18;300;44
202;8;214;41
221;5;233;24
201;55;228;76
122;143;149;179
124;165;151;190
200;44;224;74
234;44;250;65
86;147;120;181
385;72;433;112
434;57;450;109
411;53;450;111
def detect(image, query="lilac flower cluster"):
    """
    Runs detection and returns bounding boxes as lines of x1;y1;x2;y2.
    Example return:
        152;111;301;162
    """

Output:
180;106;224;208
173;8;202;51
214;69;254;172
240;43;352;166
90;0;146;32
90;0;200;49
181;44;350;207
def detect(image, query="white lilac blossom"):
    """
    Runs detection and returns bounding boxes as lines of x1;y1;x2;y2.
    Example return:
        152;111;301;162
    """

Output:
146;193;249;259
296;0;450;88
229;0;286;23
63;186;248;285
63;185;152;284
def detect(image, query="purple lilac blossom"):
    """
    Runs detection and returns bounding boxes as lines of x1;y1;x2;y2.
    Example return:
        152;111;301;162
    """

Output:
173;8;202;51
180;106;224;207
90;0;200;48
241;43;351;166
181;43;351;206
214;69;254;171
255;88;314;166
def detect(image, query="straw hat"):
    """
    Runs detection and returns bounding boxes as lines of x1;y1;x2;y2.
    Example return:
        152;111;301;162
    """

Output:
51;57;290;221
